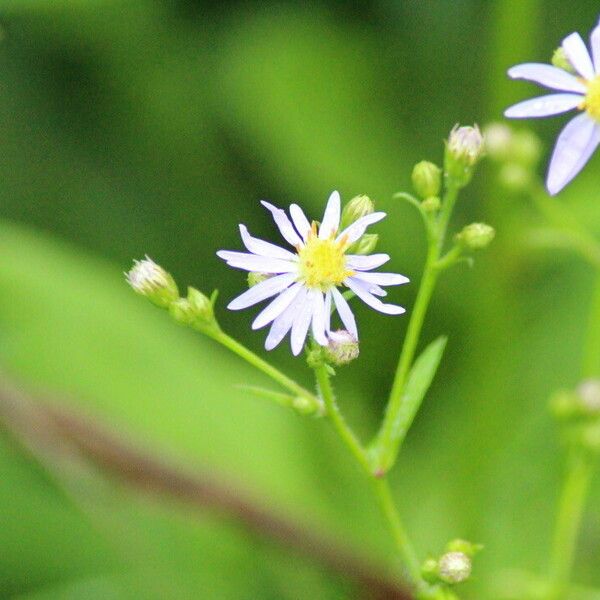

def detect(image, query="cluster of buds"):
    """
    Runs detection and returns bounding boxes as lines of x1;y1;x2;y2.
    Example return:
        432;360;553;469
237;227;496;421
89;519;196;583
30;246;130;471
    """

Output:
412;160;442;213
420;539;482;597
126;257;220;335
444;125;485;188
455;223;496;251
550;379;600;455
483;122;541;192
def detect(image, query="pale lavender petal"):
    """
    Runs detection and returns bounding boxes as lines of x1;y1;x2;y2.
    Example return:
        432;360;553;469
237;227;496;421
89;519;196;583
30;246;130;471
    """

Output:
330;287;358;338
291;290;315;355
562;32;595;80
252;282;303;329
507;63;587;93
504;93;583;119
227;273;297;310
260;201;303;247
289;204;311;240
547;113;600;195
216;250;297;273
351;271;410;286
366;284;387;296
239;225;297;260
337;212;386;244
265;287;308;350
324;290;332;333
345;253;390;271
319;190;341;238
345;277;405;315
311;291;328;346
591;20;600;73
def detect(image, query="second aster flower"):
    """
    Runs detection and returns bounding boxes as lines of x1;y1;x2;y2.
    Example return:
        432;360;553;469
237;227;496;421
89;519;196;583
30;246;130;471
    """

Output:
217;191;408;355
504;17;600;195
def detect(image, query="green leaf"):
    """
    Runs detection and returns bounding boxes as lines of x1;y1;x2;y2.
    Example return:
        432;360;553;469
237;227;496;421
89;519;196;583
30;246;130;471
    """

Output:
372;336;447;473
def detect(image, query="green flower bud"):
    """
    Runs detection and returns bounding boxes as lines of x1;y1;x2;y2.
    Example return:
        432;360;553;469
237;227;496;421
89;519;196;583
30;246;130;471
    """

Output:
438;551;472;584
187;287;214;323
483;123;513;162
349;233;379;256
552;47;576;74
168;297;196;325
126;257;179;308
341;195;375;229
498;163;532;192
511;130;542;167
421;557;440;584
247;271;271;288
323;330;359;366
412;161;442;199
445;125;484;187
455;223;495;250
422;196;441;213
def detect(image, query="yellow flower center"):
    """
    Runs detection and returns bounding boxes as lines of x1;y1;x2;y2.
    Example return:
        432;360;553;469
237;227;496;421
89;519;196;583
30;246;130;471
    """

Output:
297;223;353;290
582;76;600;122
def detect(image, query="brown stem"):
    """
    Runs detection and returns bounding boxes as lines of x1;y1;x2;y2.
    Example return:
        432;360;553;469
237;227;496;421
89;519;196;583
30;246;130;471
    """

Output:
0;375;411;600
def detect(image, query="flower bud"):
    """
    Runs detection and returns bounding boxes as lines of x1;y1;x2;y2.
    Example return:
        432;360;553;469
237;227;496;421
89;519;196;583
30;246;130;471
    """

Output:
412;161;442;199
349;233;379;256
483;123;513;162
421;196;441;213
445;538;483;558
187;287;215;324
455;223;495;250
247;271;271;288
552;47;576;74
324;330;359;366
126;257;179;308
341;195;375;229
438;551;472;584
168;297;196;325
498;163;531;192
421;557;439;584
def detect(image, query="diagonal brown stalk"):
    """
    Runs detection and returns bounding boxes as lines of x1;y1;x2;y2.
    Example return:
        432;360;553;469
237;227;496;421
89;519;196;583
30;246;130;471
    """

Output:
0;374;411;600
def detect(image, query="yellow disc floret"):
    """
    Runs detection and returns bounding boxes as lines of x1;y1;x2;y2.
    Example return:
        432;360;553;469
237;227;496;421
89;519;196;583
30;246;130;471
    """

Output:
298;223;353;290
582;75;600;122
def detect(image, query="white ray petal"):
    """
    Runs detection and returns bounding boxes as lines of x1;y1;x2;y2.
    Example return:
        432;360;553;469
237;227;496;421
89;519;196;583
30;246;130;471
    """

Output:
330;287;358;338
290;290;315;355
239;225;297;260
216;250;298;273
562;32;595;80
507;63;587;93
260;201;303;247
547;113;600;195
351;271;410;286
345;277;405;315
289;204;311;240
504;93;583;119
345;253;391;271
366;284;387;296
265;287;308;350
227;273;297;310
592;20;600;73
319;191;341;238
337;212;386;244
252;282;303;329
324;290;332;334
311;291;328;346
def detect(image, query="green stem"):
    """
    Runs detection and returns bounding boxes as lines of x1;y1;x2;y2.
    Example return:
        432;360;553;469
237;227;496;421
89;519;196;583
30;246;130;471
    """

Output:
210;330;324;414
313;362;427;592
313;362;371;472
372;184;460;470
371;477;425;591
548;450;594;599
582;275;600;379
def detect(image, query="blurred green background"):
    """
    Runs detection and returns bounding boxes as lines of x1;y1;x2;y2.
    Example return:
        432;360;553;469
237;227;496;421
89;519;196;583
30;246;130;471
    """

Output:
0;1;599;598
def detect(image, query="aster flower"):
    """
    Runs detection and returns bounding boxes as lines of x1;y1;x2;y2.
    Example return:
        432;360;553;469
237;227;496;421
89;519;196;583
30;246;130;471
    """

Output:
504;18;600;194
217;191;408;355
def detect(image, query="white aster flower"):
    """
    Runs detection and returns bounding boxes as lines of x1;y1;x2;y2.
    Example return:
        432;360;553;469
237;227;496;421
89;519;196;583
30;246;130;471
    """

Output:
217;191;408;355
504;17;600;195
